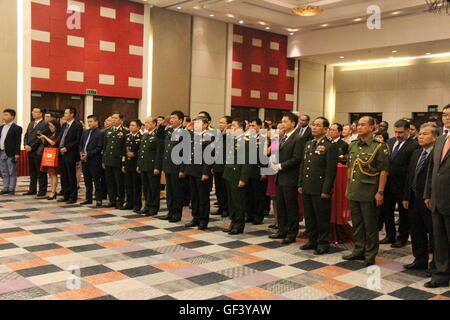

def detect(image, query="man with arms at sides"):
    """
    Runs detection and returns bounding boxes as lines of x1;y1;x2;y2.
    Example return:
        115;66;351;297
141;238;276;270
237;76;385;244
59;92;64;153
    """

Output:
269;112;305;244
0;109;22;195
79;115;104;207
23;107;49;197
328;122;349;165
380;119;419;248
298;114;313;142
137;117;163;216
403;123;438;272
57;107;83;204
299;117;338;254
344;116;390;266
424;104;450;288
342;124;354;144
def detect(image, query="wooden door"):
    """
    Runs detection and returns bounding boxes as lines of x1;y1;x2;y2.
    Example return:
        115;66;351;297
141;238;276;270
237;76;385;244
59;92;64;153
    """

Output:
31;91;84;119
231;106;259;121
93;96;139;127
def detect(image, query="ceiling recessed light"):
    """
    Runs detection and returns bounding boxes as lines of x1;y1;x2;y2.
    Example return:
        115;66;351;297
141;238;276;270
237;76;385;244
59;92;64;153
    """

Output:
265;27;270;30
339;56;344;59
226;14;235;18
289;33;294;35
176;6;182;10
354;18;362;21
391;11;401;15
389;56;394;59
357;60;361;62
209;14;214;17
239;20;244;24
321;24;329;27
392;50;397;53
426;52;431;55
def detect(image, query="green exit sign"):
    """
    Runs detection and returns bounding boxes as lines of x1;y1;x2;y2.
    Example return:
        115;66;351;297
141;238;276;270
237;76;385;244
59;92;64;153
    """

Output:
86;89;97;95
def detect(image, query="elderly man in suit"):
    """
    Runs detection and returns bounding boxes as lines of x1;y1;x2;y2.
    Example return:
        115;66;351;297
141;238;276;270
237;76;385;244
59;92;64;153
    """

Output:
298;114;313;142
23;107;49;197
269;112;305;244
424;104;450;288
57;108;83;204
0;109;22;195
380;119;419;248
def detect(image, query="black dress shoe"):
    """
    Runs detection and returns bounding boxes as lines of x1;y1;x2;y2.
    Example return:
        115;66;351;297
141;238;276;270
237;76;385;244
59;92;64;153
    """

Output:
0;191;10;195
57;198;69;203
342;254;365;261
103;202;116;208
140;208;149;215
269;233;286;239
425;269;432;278
379;237;396;244
159;215;170;220
80;200;93;205
314;247;330;255
37;192;47;197
66;200;77;205
268;224;278;229
120;206;133;211
300;242;318;250
221;213;229;218
363;260;375;267
23;191;36;196
147;210;158;217
228;229;243;235
404;262;428;270
198;225;207;230
185;221;198;228
169;218;181;223
252;220;263;225
96;201;102;207
282;237;296;245
424;281;449;288
133;207;141;213
391;240;407;248
245;218;253;223
7;191;15;196
222;227;232;233
115;202;124;209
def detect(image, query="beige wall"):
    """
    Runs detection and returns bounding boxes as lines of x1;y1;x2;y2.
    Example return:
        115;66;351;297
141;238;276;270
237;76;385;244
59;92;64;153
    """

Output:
334;60;450;135
190;16;228;127
0;0;17;110
297;60;325;121
151;7;191;116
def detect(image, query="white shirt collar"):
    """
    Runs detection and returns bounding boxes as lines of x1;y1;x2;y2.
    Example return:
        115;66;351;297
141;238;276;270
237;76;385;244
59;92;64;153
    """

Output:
285;129;295;139
333;137;341;143
67;119;74;126
423;146;433;154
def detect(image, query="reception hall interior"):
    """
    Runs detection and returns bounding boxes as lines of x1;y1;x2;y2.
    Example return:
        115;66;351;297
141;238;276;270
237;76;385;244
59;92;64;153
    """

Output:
0;0;449;302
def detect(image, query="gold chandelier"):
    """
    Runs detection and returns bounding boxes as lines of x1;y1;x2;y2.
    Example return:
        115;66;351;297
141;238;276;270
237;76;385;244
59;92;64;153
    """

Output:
292;3;324;16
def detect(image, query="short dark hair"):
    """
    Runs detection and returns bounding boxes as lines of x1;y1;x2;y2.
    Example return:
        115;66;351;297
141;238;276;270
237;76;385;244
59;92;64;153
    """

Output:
33;107;44;113
394;119;410;130
282;112;299;127
360;116;375;126
443;104;450;111
409;121;418;130
130;119;142;127
87;115;99;122
184;116;191;123
198;111;211;122
376;131;389;142
171;110;185;120
300;114;310;122
3;109;16;118
112;112;124;120
332;122;343;132
194;116;209;125
315;117;330;128
157;116;165;120
66;107;77;117
250;118;262;126
232;117;245;129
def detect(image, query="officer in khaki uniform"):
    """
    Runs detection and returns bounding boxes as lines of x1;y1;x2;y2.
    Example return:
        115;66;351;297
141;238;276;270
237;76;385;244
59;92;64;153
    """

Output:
298;117;338;255
121;120;142;212
137;117;163;216
222;119;253;235
102;113;130;209
343;116;390;266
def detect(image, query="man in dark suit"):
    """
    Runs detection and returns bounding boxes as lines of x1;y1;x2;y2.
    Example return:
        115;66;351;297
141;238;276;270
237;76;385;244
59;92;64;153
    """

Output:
424;104;450;288
0;109;22;195
57;107;83;204
403;123;438;271
79;115;104;207
298;114;313;142
23;107;49;196
269;112;305;244
380;119;419;247
328;123;349;165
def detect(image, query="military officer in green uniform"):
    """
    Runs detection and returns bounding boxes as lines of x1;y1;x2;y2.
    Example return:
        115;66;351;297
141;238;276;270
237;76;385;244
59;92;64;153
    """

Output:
343;116;390;266
121;119;143;212
222;118;253;235
137;116;163;216
298;117;338;255
102;112;129;209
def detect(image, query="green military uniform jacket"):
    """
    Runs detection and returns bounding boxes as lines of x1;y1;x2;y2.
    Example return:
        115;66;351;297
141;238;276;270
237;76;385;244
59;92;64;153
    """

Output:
162;126;188;174
212;131;227;173
122;132;142;172
223;134;252;186
136;129;163;173
347;136;390;202
298;136;338;195
184;130;214;178
103;126;130;167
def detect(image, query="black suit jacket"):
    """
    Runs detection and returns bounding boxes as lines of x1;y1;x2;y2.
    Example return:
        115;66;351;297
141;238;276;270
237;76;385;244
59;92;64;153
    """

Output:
403;148;431;202
24;119;49;154
298;125;313;142
0;123;22;158
59;120;83;161
79;128;104;160
333;138;349;164
276;128;305;187
386;137;419;196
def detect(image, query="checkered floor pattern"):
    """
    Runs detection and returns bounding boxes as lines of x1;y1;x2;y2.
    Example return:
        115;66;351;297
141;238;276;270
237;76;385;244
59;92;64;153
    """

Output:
0;177;448;300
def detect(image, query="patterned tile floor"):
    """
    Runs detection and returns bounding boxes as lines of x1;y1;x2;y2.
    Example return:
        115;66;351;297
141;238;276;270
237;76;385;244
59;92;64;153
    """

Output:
0;177;449;300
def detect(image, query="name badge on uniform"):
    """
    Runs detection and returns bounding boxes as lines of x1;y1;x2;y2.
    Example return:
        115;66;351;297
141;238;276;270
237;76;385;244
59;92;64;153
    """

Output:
316;145;326;152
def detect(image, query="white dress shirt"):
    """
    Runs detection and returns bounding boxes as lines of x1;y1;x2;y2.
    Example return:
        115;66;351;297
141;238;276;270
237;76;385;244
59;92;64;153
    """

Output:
0;122;12;151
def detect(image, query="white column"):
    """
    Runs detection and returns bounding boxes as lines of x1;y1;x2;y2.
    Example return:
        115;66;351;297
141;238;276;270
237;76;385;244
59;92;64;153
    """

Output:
140;4;153;120
224;23;233;116
324;65;336;123
293;59;299;112
84;95;93;124
258;108;265;121
17;0;31;130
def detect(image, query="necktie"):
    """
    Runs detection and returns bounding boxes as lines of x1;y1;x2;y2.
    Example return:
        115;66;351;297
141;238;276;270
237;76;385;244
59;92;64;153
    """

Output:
412;150;428;194
280;134;288;146
391;142;401;159
60;124;70;147
83;130;92;153
441;135;450;163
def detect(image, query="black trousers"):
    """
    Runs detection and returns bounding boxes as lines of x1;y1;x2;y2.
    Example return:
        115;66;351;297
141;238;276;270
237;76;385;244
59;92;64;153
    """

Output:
104;165;125;204
189;175;211;227
59;154;78;201
214;171;228;212
246;178;267;223
28;152;47;194
125;169;142;209
165;173;185;220
101;168;108;200
380;192;409;242
431;211;450;283
303;193;331;248
226;180;246;232
141;170;161;212
82;159;102;201
409;194;433;264
276;184;299;239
